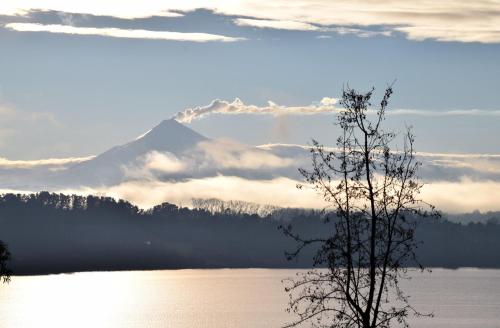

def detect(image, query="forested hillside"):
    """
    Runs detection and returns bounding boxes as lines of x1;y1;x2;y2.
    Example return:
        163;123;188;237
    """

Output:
0;192;499;275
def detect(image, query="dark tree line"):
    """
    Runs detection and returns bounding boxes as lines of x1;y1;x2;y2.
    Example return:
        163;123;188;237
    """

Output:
0;192;498;275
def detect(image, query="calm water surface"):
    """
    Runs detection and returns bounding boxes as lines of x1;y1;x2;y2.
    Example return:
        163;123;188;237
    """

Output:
0;268;499;327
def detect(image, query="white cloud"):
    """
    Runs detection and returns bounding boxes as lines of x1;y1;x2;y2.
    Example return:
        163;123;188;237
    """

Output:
57;176;327;210
95;144;500;213
429;158;500;174
173;97;500;123
260;143;500;160
0;1;183;19
173;97;340;123
416;151;500;159
234;18;321;31
197;139;294;170
257;143;315;151
221;0;500;43
319;97;338;106
12;175;500;214
395;25;500;44
5;23;244;42
142;151;186;173
3;141;500;212
121;140;296;181
121;151;186;180
234;18;392;38
0;156;94;169
421;179;500;213
2;1;499;43
328;27;392;38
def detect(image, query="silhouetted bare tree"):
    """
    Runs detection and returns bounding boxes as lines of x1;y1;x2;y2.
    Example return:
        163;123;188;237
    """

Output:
282;86;439;328
0;240;11;283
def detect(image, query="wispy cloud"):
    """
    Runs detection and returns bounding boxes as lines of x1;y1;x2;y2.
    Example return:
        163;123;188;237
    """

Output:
255;143;500;186
0;156;94;169
196;139;294;170
173;97;500;123
0;1;183;19
390;109;500;116
5;23;244;42
328;27;392;38
2;1;499;43
394;25;500;44
234;18;391;38
260;143;500;160
234;18;321;31
173;97;340;123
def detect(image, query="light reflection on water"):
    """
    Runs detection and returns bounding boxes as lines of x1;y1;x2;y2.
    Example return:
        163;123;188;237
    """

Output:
0;268;499;328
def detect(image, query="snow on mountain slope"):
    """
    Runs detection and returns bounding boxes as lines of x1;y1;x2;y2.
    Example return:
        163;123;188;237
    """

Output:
57;119;208;186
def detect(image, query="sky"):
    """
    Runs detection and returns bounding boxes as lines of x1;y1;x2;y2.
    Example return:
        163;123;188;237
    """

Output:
0;1;499;160
1;1;500;212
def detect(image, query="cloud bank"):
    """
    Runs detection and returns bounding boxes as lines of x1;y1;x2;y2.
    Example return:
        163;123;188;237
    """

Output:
5;23;244;42
39;176;500;214
3;139;500;213
421;179;500;213
121;139;297;181
68;142;500;213
58;176;327;210
2;1;500;43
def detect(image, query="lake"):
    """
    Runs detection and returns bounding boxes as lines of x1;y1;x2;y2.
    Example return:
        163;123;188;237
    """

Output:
0;268;499;327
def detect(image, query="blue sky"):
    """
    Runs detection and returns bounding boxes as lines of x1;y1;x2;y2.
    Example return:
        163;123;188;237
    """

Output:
1;2;500;159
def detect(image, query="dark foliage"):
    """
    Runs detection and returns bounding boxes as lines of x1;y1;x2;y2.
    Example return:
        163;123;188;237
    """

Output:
281;86;440;328
0;240;11;283
0;192;498;276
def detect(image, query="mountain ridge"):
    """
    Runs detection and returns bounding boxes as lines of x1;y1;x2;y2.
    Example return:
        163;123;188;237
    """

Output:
56;119;209;187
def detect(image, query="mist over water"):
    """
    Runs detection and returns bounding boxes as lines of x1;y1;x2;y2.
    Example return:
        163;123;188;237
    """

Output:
0;269;498;328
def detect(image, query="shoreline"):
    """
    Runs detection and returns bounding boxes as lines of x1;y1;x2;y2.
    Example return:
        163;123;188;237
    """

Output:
11;265;500;277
